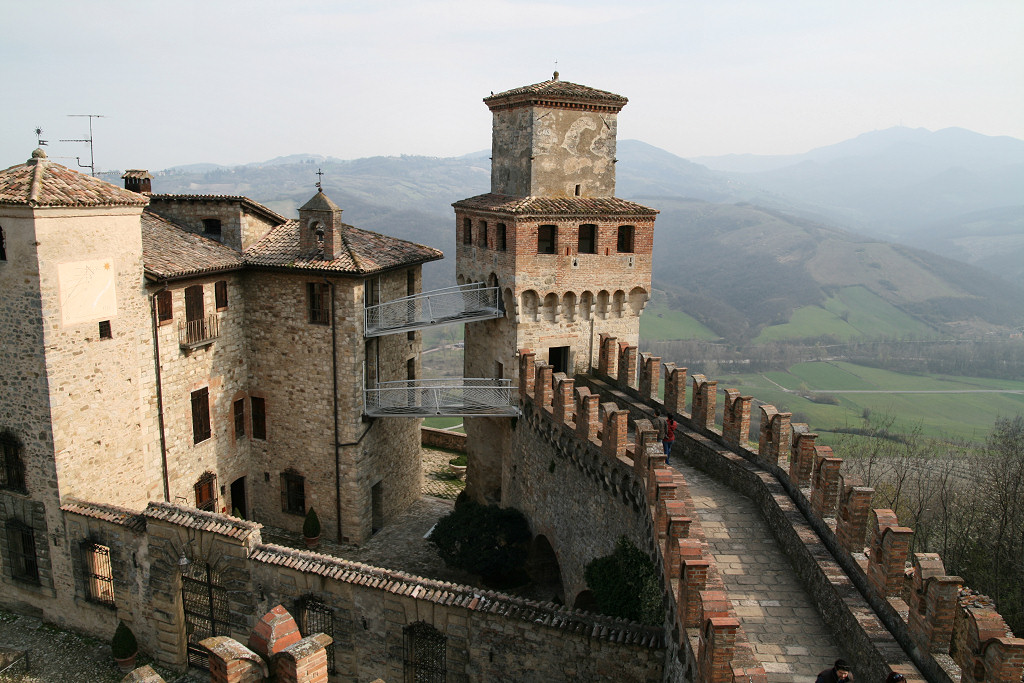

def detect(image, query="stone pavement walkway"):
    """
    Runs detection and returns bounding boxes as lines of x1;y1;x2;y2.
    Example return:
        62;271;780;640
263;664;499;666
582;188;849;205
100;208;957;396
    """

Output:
675;461;846;683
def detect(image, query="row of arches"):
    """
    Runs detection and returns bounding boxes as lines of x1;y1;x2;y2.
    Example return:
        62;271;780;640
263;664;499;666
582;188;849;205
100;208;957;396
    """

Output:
520;287;648;323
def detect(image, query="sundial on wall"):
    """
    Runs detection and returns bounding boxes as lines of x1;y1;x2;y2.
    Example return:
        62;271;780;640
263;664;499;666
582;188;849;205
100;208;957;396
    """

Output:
57;258;118;326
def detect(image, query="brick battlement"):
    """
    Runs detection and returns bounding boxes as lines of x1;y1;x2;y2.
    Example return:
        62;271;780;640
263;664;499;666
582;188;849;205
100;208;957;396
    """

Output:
554;340;1024;683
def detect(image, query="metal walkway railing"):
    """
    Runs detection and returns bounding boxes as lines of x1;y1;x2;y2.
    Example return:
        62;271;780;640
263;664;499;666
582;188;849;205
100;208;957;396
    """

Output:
364;283;502;337
364;378;519;417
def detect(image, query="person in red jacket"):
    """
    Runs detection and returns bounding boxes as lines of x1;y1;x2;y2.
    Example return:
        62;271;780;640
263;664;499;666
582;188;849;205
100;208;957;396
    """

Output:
663;413;676;465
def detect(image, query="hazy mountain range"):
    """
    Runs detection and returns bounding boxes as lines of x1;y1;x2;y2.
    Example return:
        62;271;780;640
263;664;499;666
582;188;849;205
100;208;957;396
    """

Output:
103;127;1024;342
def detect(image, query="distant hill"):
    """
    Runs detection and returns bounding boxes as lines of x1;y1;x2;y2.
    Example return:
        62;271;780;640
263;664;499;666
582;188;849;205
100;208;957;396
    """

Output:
102;128;1024;340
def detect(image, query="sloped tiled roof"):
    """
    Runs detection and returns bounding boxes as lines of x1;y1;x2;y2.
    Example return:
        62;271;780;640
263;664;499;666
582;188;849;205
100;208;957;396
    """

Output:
144;501;262;541
245;219;443;275
61;499;147;532
484;74;627;112
251;542;664;647
0;150;149;208
142;211;244;280
452;193;658;217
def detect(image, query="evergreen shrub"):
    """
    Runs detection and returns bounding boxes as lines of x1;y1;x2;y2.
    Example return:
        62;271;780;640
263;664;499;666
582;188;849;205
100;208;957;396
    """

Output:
584;536;663;625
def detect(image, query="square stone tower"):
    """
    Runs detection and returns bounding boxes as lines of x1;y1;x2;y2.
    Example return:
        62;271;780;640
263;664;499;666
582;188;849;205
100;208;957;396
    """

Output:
453;74;658;502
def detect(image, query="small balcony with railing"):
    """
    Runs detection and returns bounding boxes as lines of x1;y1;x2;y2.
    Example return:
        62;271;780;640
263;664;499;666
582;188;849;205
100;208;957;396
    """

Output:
178;314;220;349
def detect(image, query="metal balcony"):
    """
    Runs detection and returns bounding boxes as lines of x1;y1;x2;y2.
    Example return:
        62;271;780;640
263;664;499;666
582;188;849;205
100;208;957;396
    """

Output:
364;283;503;338
364;378;519;417
178;314;220;348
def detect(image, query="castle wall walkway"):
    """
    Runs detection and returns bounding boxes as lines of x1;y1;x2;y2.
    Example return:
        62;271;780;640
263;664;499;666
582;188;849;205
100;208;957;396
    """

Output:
677;462;842;681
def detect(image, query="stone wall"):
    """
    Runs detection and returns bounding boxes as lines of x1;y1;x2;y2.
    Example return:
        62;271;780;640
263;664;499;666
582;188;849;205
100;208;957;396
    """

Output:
420;427;467;452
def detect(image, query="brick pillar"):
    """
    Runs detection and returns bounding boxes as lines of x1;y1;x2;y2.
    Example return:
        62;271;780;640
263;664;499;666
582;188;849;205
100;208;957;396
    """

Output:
908;553;962;654
534;363;553;409
575;389;599;442
638;353;661;400
663;363;687;416
655;479;677;535
618;343;638;389
679;559;710;628
810;447;843;517
601;406;628;459
632;419;657;477
669;536;702;587
957;608;1024;683
690;374;718;431
698;616;740;683
758;406;791;465
835;474;874;554
722;389;752;447
273;633;333;683
518;351;535;401
598;334;618;376
552;375;574;425
868;510;914;598
202;636;269;683
249;605;302;659
790;424;817;487
648;461;670;502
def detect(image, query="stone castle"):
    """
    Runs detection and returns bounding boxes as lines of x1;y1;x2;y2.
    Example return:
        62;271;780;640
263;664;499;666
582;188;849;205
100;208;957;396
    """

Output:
0;74;1021;682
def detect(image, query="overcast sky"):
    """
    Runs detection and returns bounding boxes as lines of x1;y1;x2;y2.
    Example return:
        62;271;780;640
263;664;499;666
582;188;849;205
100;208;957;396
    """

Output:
3;0;1022;171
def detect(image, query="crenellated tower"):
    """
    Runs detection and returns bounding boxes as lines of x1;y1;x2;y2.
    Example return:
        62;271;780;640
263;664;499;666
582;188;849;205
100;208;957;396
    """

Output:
454;73;658;502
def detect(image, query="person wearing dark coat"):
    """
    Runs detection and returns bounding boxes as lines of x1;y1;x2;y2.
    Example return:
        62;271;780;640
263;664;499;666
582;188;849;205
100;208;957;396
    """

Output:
816;659;853;682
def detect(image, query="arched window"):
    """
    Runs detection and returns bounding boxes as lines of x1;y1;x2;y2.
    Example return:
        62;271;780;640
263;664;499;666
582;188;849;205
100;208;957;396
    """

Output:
561;292;577;322
628;287;648;316
579;291;594;321
543;293;559;323
596;290;610;320
0;432;26;493
612;290;625;318
521;290;539;323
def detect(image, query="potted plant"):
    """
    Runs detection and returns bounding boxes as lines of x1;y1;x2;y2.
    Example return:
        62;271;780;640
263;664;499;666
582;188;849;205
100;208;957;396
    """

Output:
111;620;138;673
303;506;321;549
448;454;467;478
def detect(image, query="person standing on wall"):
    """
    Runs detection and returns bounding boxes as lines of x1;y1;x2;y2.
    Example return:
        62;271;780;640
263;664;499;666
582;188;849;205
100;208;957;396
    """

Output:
663;413;676;466
816;659;853;682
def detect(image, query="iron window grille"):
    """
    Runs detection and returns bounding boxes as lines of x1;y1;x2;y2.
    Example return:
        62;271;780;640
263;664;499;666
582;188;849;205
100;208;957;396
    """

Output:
308;283;330;324
299;596;336;673
5;519;38;584
403;621;446;683
81;542;115;606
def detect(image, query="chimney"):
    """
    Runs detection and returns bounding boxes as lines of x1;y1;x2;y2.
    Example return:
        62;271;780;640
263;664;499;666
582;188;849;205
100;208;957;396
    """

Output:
122;170;152;194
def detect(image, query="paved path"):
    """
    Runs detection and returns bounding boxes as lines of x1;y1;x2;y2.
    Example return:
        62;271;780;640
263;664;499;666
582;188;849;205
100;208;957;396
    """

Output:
676;462;846;682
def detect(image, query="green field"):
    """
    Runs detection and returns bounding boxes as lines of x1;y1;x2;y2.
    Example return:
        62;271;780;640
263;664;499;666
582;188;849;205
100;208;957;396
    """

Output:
423;417;465;432
718;361;1024;443
640;299;718;341
753;286;935;343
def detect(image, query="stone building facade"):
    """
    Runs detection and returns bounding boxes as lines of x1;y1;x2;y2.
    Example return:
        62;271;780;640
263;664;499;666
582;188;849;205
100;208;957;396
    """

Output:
0;149;441;642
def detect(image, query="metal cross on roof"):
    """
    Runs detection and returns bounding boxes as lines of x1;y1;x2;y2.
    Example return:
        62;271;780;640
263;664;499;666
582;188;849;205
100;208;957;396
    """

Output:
315;167;324;191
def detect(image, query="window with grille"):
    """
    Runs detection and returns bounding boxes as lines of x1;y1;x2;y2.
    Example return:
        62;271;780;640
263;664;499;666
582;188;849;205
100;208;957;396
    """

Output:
281;470;305;515
403;621;446;683
308;283;330;324
5;519;38;584
195;472;217;511
617;225;635;253
251;397;266;440
538;225;556;254
156;290;173;324
578;224;597;254
191;388;211;444
0;432;27;493
98;320;112;339
233;399;245;438
215;281;228;310
82;542;115;606
299;596;336;673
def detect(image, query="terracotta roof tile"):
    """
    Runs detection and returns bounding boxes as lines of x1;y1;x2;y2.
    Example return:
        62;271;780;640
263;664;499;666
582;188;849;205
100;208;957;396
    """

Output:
142;211;245;280
485;75;627;112
143;501;262;541
452;193;658;217
61;499;147;532
0;150;149;208
244;220;442;275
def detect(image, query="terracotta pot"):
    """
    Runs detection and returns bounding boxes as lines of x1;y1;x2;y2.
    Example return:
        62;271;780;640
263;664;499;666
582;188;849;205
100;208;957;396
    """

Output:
114;653;137;674
303;535;320;549
448;464;467;478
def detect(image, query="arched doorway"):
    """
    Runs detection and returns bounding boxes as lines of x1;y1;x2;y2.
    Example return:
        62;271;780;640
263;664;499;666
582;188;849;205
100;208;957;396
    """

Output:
526;535;564;604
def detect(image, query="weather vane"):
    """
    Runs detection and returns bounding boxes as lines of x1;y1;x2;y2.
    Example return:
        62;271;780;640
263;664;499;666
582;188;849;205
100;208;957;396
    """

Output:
35;127;48;147
315;167;324;191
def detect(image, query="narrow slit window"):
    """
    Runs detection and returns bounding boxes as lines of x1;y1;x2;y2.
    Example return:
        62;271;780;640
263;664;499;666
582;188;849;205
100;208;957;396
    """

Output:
251;396;266;440
496;223;506;252
479;221;488;249
215;281;228;310
233;398;245;438
98;320;112;339
156;290;172;324
462;217;472;245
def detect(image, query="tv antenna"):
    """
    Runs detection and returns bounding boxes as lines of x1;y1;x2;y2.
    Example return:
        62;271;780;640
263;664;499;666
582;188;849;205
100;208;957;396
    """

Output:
34;127;48;147
60;114;106;176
